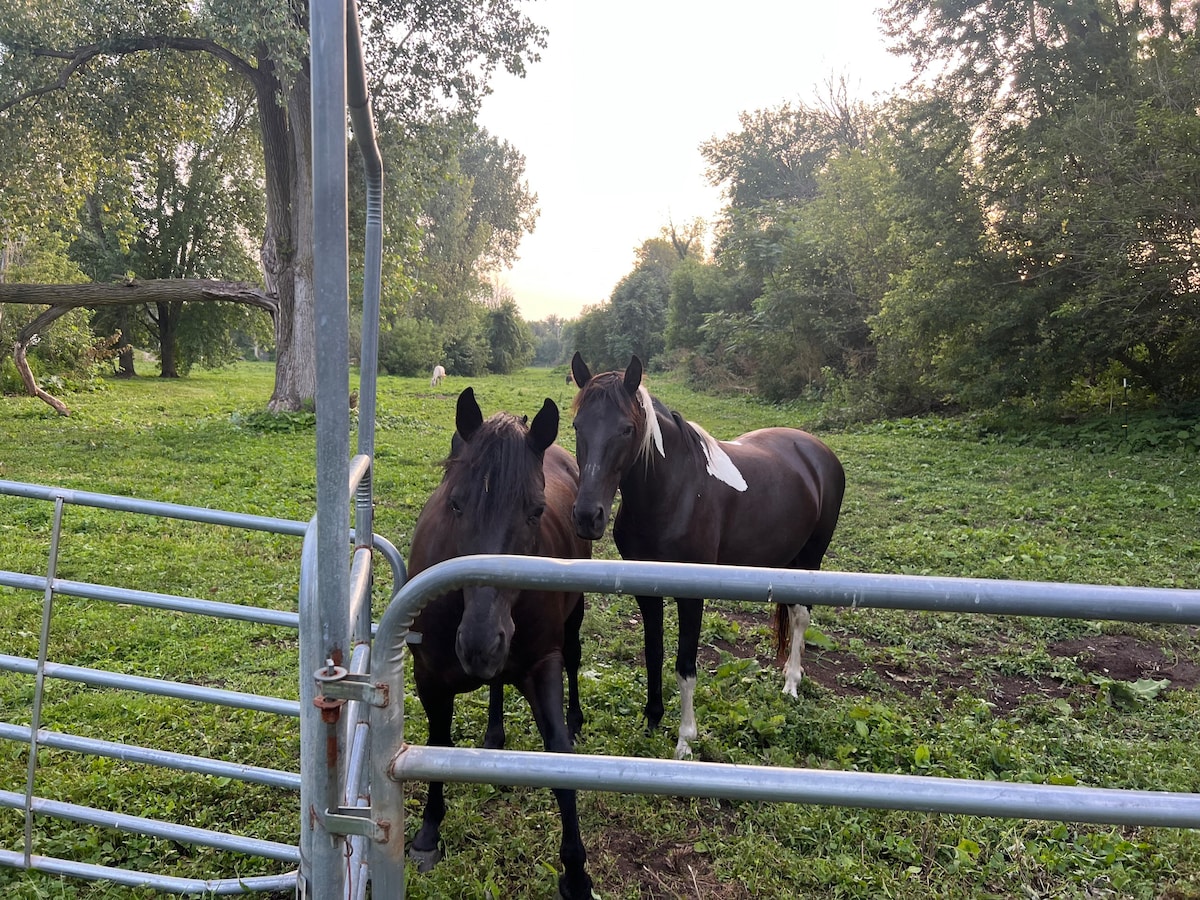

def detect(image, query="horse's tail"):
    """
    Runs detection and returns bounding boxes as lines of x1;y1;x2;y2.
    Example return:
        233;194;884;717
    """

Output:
773;603;791;665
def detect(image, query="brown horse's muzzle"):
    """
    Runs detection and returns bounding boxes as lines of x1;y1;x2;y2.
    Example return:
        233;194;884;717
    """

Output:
455;587;515;680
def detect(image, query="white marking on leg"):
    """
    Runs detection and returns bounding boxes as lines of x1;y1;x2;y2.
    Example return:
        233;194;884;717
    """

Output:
675;673;697;759
782;605;810;697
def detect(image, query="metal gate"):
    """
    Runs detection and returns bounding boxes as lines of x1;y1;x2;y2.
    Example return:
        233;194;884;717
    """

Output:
0;477;401;892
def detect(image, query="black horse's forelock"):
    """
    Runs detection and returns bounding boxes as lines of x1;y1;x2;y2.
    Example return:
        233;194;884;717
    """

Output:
443;412;541;507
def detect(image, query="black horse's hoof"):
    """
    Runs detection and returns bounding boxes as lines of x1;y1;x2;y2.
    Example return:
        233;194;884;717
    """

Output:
558;872;596;900
408;844;443;872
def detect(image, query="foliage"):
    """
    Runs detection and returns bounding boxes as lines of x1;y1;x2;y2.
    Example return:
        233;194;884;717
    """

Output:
529;315;568;366
482;299;533;374
377;317;445;378
575;230;702;373
670;8;1200;413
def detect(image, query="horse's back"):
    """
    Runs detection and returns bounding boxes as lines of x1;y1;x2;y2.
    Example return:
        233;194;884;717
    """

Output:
734;427;844;491
714;426;844;566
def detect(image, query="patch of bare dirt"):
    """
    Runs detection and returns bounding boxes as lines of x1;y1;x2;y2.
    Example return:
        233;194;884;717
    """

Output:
1048;633;1200;687
592;810;750;900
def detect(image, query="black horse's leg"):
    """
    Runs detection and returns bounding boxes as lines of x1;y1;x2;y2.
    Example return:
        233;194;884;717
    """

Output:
410;692;454;869
522;659;593;900
563;596;585;742
636;595;666;730
674;597;704;758
484;683;506;749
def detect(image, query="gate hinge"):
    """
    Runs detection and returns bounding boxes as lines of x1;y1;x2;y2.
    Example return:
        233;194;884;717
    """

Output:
324;806;389;842
313;662;389;707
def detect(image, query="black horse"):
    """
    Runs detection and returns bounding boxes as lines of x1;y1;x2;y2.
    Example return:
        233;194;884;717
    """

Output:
406;387;594;898
570;353;845;757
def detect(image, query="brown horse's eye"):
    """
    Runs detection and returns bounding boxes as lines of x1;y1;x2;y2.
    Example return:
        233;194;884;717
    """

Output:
527;506;545;526
621;425;635;437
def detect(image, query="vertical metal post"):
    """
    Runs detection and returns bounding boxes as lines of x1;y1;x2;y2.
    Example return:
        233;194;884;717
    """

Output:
24;497;65;865
346;0;382;646
302;0;351;896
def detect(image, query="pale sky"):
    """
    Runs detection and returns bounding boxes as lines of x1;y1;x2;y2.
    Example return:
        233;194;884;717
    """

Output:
476;0;913;322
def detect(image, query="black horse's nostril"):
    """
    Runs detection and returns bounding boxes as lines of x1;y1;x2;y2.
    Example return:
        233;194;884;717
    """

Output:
572;503;605;541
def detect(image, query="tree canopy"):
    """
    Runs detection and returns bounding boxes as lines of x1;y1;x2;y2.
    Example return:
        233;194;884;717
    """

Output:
597;1;1200;411
1;0;544;408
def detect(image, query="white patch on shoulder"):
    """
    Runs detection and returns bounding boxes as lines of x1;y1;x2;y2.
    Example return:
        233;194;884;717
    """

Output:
636;385;665;459
689;421;748;491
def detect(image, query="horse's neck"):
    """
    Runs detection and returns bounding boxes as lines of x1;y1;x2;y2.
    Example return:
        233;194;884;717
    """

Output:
622;411;692;507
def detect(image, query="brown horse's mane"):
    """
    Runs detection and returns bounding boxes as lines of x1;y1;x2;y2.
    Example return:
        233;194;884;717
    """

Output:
442;412;540;507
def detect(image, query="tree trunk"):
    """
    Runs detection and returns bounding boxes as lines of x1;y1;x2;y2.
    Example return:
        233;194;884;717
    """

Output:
114;306;136;377
13;339;70;416
0;280;276;314
156;300;181;377
251;51;316;413
117;343;136;377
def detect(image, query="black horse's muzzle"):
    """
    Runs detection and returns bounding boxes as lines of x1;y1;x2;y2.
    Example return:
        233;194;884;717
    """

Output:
571;501;607;542
455;587;514;680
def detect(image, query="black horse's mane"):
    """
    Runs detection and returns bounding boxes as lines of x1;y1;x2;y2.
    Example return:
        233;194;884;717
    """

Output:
442;412;539;506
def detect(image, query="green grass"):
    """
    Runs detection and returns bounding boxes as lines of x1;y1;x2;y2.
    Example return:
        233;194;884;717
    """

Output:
2;362;1200;898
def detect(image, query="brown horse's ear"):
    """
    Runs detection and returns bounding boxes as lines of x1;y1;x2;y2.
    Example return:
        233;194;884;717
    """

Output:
455;387;484;442
623;355;643;395
527;398;559;456
570;351;591;389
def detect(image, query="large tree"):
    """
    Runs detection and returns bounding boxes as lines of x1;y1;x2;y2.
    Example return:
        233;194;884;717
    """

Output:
882;0;1200;401
0;0;545;410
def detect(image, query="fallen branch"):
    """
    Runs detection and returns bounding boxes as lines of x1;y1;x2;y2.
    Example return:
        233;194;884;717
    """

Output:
1;278;276;415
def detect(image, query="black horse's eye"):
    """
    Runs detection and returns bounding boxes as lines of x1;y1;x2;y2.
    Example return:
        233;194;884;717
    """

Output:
621;424;635;437
527;505;545;526
449;497;463;516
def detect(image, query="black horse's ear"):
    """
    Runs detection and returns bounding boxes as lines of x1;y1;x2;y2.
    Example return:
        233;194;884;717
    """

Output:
528;398;559;455
570;351;591;389
623;355;643;395
455;387;484;442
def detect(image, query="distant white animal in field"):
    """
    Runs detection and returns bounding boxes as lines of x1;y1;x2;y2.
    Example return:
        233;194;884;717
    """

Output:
431;364;446;387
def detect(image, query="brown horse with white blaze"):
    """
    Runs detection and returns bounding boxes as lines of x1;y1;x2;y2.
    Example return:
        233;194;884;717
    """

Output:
406;387;594;899
570;353;845;757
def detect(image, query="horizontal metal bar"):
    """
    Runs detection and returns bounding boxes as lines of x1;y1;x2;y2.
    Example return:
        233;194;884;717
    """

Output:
0;654;301;718
0;571;300;628
0;723;299;790
0;478;404;595
0;849;296;895
0;789;299;863
348;454;371;496
393;745;1200;829
389;555;1200;627
0;478;309;536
